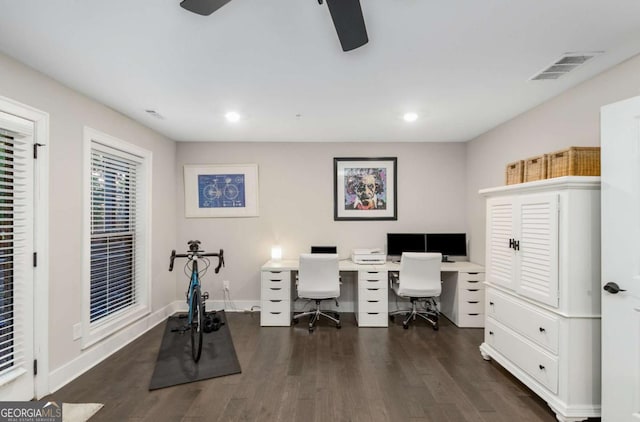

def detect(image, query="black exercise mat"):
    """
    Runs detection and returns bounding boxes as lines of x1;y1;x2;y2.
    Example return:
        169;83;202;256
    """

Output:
149;311;241;390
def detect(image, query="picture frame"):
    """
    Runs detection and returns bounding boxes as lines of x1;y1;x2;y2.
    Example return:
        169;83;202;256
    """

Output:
333;157;397;221
184;163;259;218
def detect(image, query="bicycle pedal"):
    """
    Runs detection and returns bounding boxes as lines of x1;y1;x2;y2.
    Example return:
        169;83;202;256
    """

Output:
202;292;209;300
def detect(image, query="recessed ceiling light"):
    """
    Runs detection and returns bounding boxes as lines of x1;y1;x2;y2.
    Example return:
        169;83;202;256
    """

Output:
403;112;418;122
225;111;241;123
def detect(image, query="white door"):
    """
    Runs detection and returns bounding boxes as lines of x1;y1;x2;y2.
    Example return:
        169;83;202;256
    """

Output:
486;196;517;290
517;193;559;307
601;95;640;421
0;111;35;400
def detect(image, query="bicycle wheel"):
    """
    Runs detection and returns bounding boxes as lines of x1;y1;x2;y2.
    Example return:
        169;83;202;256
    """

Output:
190;286;204;362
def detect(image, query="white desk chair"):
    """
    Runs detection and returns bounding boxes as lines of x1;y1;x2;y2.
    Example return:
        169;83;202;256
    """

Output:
292;253;341;332
389;252;442;330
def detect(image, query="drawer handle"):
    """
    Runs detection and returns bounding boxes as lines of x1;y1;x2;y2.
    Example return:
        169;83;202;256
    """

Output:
367;312;380;315
467;280;479;283
367;271;379;274
270;300;282;303
270;271;282;274
271;312;281;315
367;288;380;291
270;279;282;282
270;288;282;291
367;300;379;303
538;364;545;371
367;279;379;282
489;331;494;335
468;301;479;304
539;327;546;333
468;289;479;292
468;272;479;275
468;313;479;316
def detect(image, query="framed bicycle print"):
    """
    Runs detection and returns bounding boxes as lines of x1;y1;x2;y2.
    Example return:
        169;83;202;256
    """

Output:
334;157;397;221
184;163;259;217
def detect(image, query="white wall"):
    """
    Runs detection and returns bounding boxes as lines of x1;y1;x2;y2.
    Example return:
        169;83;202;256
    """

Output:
0;53;177;375
466;53;640;264
176;141;468;307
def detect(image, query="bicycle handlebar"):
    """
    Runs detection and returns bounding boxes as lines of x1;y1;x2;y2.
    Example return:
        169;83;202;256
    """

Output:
168;245;225;273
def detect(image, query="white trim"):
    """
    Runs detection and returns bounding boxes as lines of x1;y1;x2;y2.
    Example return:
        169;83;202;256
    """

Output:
48;302;179;393
0;96;50;399
82;126;153;348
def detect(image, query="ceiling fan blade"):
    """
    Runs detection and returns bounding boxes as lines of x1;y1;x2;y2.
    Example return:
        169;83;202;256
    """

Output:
326;0;368;52
180;0;232;16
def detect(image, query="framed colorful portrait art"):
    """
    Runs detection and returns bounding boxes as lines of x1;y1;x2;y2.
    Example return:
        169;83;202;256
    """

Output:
333;157;397;221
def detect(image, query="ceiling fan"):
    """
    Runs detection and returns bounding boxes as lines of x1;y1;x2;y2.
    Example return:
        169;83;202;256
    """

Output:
179;0;369;52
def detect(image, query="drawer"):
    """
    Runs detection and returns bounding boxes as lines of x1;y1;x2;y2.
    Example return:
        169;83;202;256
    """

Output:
458;271;485;284
458;312;484;328
485;318;558;394
460;288;485;304
260;300;291;326
487;289;559;354
358;286;387;301
261;285;290;301
261;270;290;288
358;297;387;313
359;277;386;289
358;270;386;282
459;300;484;314
356;311;388;327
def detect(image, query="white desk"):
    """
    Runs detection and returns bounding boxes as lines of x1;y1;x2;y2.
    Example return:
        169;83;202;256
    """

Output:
260;259;484;328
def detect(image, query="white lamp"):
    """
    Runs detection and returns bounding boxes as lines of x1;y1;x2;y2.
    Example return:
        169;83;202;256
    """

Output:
271;245;282;260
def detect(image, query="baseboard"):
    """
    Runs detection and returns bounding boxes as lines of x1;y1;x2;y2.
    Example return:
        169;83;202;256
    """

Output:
48;301;180;394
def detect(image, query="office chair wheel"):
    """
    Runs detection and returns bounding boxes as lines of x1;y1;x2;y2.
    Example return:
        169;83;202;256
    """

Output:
389;315;395;322
292;317;299;325
402;322;409;329
336;322;341;329
432;323;439;331
308;324;314;333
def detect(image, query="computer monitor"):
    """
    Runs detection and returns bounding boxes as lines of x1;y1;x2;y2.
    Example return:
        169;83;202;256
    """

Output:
386;233;427;259
426;233;467;262
310;246;337;254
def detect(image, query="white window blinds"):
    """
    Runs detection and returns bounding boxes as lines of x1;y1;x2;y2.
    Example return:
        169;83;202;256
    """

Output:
0;131;30;378
90;145;141;324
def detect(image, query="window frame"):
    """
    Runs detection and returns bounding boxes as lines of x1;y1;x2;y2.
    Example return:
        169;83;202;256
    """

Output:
82;127;152;349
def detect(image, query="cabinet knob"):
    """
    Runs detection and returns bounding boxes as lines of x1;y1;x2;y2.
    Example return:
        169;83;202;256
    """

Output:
489;331;494;335
539;364;545;370
489;301;494;306
539;327;545;332
603;282;626;294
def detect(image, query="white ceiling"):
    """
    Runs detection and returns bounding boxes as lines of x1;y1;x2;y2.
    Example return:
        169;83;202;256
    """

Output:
1;0;640;142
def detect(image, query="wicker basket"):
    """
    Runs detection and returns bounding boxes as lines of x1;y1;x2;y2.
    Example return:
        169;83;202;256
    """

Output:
505;160;524;185
523;154;547;182
546;146;600;178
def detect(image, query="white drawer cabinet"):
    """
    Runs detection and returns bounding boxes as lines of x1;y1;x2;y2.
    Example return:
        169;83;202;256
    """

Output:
440;269;485;327
355;269;388;327
479;177;601;422
260;270;292;326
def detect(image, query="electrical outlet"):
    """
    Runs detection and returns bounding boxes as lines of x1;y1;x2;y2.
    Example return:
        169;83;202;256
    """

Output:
73;323;82;340
223;280;230;291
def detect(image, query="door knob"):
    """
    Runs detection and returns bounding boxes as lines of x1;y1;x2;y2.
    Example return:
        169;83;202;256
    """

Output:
603;282;626;294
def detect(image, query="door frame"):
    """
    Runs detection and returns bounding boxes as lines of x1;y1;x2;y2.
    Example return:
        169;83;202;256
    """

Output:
0;96;50;399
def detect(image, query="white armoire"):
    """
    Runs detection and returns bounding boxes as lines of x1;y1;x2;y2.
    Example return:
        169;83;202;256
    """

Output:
479;176;601;422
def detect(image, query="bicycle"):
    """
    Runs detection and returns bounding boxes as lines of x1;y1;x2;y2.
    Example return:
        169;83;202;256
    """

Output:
169;240;225;362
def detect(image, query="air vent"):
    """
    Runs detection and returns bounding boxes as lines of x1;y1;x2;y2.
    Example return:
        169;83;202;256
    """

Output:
145;109;164;119
530;52;603;81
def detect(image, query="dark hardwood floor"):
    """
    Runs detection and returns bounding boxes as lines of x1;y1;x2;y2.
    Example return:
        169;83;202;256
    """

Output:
45;313;590;422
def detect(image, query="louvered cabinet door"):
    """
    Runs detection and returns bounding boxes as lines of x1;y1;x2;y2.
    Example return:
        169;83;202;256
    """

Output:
516;193;559;307
486;197;516;290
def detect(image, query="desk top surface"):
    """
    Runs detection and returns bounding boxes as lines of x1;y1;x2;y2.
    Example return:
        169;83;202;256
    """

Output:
262;259;484;273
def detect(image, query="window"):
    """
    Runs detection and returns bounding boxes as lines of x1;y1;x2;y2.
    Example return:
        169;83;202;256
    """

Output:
83;128;151;347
